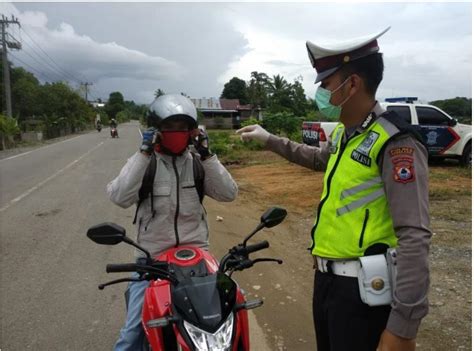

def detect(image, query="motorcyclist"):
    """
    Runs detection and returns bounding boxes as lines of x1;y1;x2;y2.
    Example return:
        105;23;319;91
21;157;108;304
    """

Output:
106;93;238;350
109;118;118;137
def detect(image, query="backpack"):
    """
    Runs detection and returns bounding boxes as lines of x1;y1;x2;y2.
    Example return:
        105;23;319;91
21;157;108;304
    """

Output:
132;152;205;224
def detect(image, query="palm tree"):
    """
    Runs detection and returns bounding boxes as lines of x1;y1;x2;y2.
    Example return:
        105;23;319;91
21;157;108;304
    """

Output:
154;89;165;98
268;74;292;112
268;74;290;96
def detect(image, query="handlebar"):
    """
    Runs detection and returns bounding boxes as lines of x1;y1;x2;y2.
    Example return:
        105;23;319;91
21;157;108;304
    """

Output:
104;262;178;285
106;263;138;273
220;240;271;273
244;240;269;254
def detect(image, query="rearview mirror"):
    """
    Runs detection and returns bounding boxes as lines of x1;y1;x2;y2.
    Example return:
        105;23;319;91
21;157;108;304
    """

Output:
242;207;288;247
260;207;287;228
87;222;126;245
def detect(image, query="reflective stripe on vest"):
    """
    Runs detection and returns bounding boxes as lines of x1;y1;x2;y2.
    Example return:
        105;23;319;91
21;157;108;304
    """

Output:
340;176;382;200
337;187;385;216
311;116;400;259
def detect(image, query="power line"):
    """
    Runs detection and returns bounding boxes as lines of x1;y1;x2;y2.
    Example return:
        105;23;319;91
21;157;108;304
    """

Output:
20;29;83;85
20;26;87;85
8;22;103;105
20;39;76;83
16;44;66;82
9;52;59;83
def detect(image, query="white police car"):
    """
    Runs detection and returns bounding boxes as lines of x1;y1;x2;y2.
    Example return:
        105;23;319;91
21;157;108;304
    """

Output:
381;98;472;166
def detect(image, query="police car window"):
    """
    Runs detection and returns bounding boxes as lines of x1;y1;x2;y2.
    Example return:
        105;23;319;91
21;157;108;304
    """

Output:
386;106;411;123
416;107;450;126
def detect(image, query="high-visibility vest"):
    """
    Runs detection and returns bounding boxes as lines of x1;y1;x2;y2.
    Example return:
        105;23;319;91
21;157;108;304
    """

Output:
311;114;405;259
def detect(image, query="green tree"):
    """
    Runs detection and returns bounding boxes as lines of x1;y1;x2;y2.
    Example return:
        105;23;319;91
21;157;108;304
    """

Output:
123;100;148;121
11;68;42;121
1;61;95;138
289;79;312;116
430;97;472;124
116;110;130;123
221;77;248;104
267;74;292;113
247;71;270;109
105;91;125;120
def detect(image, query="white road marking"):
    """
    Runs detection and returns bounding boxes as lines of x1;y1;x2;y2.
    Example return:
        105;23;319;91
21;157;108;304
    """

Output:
138;127;143;138
0;142;104;213
0;135;83;163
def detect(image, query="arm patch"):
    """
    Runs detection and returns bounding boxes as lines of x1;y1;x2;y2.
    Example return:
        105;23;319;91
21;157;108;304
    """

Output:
392;153;415;184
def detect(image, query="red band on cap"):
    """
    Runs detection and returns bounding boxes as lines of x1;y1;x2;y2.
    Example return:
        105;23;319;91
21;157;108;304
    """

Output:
313;40;379;72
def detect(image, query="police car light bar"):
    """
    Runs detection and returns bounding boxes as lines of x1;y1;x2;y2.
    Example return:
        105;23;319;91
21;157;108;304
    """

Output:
384;97;418;103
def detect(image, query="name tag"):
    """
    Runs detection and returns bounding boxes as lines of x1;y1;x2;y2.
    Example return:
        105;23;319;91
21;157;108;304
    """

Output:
351;131;379;167
351;150;371;166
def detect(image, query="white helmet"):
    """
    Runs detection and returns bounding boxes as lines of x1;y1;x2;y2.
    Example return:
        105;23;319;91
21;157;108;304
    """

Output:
147;94;198;129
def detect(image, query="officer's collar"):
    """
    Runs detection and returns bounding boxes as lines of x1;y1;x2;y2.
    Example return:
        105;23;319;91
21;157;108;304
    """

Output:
355;101;385;134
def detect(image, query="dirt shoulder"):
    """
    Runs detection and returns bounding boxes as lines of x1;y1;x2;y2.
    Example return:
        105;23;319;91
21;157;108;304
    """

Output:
220;155;471;351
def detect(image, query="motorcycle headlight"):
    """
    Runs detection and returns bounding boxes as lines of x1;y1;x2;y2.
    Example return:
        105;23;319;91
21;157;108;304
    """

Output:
183;313;234;351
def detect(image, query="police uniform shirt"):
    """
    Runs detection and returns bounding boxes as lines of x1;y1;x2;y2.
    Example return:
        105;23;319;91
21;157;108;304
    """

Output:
264;101;431;339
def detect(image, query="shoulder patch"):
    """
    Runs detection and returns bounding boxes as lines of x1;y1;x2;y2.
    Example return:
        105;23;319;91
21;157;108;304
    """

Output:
389;147;414;157
392;155;415;183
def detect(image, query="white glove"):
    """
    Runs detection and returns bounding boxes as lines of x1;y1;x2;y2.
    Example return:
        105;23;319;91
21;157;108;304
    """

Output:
236;124;270;143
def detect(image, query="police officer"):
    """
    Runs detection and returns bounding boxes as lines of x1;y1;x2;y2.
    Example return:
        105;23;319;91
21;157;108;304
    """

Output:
237;27;431;351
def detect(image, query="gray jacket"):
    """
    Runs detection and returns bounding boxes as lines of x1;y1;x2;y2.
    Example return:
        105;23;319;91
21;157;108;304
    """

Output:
265;102;431;339
107;150;238;258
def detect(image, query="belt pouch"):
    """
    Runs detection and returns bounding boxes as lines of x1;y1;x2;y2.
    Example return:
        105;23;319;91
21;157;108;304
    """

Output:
357;254;392;306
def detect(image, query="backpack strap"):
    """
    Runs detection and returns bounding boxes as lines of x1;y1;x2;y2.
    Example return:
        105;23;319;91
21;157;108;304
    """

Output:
191;152;205;203
133;153;157;224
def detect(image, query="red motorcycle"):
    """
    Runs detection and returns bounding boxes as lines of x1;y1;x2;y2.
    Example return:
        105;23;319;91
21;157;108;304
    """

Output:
87;207;287;351
110;127;118;138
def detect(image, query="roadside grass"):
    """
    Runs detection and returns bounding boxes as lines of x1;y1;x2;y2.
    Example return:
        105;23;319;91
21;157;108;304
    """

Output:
208;130;268;165
429;166;471;202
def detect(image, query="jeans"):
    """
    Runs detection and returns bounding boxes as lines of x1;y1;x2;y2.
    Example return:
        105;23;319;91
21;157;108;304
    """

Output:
114;275;149;351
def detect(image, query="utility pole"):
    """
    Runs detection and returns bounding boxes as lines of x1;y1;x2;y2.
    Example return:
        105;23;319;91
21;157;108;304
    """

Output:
1;15;21;118
81;82;93;103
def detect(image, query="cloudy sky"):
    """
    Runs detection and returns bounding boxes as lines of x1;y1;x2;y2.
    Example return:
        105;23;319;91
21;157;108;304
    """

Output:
1;2;471;104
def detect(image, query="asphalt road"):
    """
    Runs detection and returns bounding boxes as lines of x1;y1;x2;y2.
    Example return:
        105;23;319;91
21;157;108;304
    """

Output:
0;122;271;350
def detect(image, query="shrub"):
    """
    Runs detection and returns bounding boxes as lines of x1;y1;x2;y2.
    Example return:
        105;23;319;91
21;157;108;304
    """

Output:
262;112;301;136
0;114;20;149
241;117;262;127
207;130;264;161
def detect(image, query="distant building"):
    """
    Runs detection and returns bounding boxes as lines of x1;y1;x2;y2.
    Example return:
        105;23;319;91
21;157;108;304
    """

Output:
91;101;106;108
190;98;258;129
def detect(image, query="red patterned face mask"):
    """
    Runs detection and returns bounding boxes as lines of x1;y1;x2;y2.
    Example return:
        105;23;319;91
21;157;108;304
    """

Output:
157;131;191;155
